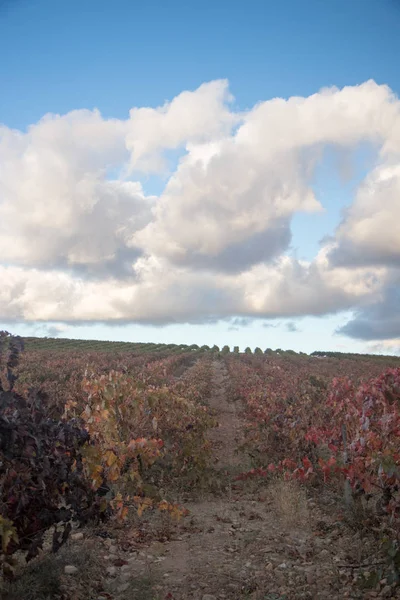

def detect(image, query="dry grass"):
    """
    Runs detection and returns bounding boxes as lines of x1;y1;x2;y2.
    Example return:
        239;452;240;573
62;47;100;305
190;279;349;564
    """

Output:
269;477;310;530
1;538;104;600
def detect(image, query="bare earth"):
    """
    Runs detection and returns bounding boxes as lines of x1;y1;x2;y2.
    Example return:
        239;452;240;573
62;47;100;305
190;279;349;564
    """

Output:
206;360;247;469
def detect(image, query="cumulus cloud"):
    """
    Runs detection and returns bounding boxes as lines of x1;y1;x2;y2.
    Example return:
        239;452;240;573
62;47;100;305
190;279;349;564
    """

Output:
0;79;400;341
131;80;400;274
329;164;400;268
44;323;70;337
337;275;400;341
262;322;278;329
125;80;236;173
0;110;156;275
286;322;300;333
230;317;253;327
0;252;385;325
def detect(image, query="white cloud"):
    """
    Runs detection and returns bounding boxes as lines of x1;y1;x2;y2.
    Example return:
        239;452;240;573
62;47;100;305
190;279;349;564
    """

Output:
330;163;400;267
125;80;236;173
132;80;400;272
0;254;386;325
0;80;400;341
0;109;155;273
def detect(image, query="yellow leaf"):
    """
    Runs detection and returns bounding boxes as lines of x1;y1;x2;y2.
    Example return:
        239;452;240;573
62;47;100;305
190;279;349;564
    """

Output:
0;516;18;553
158;500;168;511
119;506;129;520
99;498;108;513
105;450;118;467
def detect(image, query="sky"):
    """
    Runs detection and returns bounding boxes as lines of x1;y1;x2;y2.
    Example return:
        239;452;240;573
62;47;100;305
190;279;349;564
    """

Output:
0;0;400;354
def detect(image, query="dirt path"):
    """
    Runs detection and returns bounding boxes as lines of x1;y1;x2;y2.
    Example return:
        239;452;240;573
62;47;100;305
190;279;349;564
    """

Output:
83;361;389;599
143;360;256;597
206;359;247;470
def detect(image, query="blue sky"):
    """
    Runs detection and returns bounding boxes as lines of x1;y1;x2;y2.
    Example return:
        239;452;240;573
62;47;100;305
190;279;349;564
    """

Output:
2;0;400;127
1;0;400;353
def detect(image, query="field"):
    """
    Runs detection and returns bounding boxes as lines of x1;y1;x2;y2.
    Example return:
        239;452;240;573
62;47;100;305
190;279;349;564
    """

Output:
1;334;400;600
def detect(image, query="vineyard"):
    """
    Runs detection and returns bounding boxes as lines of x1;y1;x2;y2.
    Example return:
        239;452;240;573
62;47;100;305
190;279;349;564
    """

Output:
1;333;400;599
